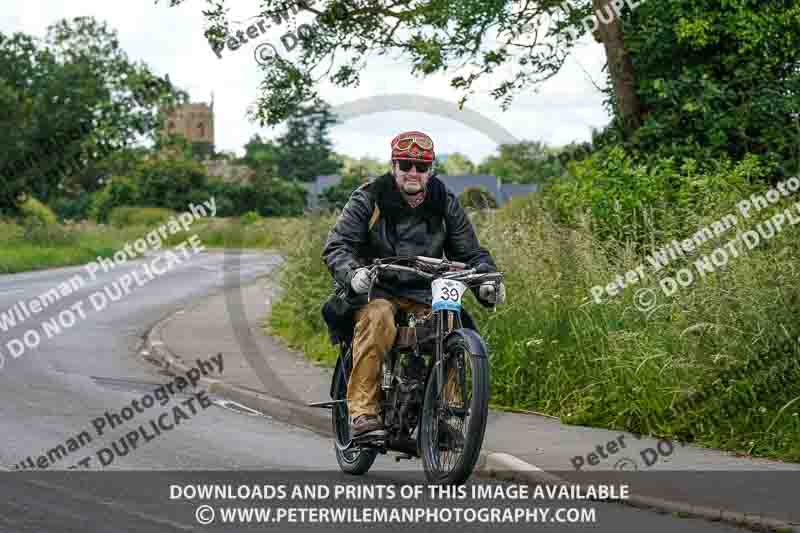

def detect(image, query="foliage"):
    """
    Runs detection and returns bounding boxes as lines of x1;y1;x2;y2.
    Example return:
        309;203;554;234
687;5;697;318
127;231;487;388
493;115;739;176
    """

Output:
0;17;185;211
547;147;773;245
478;141;565;185
18;196;57;226
273;99;343;182
134;158;211;210
439;153;476;175
89;176;141;223
556;140;595;166
319;174;366;210
458;186;498;209
267;213;342;366
250;177;308;216
152;133;194;161
241;134;283;175
51;195;94;222
88;158;308;221
335;154;387;179
205;182;240;217
191;141;216;161
108;207;176;228
484;192;800;461
0;215;299;274
240;211;262;225
63;145;149;199
172;0;581;126
89;158;210;222
176;0;800;181
219;177;307;217
621;0;800;172
240;100;342;184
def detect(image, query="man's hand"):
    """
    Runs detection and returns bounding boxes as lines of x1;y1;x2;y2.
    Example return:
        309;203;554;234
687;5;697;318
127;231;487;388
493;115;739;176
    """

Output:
350;267;372;294
478;281;506;305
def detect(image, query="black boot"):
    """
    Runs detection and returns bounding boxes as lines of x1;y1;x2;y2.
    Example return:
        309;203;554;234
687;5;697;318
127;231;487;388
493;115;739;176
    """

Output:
352;415;386;439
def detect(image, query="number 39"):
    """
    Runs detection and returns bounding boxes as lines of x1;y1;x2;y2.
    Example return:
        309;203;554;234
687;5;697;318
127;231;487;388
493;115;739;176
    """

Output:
440;287;460;301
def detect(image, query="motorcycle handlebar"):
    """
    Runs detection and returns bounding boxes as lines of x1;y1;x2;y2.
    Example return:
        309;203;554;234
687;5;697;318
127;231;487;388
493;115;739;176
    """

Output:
373;256;468;271
370;263;503;286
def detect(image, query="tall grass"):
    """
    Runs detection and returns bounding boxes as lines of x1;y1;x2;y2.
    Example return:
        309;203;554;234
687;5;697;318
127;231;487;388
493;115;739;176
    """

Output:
266;214;341;365
266;196;800;462
0;221;125;274
0;215;297;274
108;206;175;228
470;194;800;461
159;217;293;250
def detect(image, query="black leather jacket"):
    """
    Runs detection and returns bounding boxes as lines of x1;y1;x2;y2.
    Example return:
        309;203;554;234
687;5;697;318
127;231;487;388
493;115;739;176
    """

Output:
321;172;498;308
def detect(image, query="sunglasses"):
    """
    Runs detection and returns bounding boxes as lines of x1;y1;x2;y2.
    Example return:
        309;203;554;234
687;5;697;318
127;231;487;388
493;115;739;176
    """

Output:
392;134;434;151
396;160;431;173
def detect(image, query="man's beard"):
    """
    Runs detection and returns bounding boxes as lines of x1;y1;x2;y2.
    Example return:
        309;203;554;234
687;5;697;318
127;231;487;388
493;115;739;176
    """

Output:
402;180;424;195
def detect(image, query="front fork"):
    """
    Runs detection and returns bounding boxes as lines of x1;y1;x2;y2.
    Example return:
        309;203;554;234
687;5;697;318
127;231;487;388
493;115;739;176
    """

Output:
434;309;463;413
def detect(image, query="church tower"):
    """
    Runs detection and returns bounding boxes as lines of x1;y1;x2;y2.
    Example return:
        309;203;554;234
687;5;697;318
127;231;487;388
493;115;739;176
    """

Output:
162;99;215;146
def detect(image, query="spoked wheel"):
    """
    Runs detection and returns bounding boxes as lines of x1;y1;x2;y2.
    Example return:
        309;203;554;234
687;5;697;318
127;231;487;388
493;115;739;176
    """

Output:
332;347;378;475
420;331;490;484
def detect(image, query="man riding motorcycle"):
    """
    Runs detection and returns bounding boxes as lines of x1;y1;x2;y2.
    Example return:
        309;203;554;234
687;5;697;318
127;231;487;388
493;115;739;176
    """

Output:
322;130;506;439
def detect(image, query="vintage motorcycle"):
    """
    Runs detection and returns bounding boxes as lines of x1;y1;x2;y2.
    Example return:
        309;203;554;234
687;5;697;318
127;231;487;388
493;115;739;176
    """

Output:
310;255;504;484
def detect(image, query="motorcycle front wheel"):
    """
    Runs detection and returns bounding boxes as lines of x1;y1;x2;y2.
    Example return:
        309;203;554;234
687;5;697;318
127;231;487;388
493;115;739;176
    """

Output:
419;330;490;484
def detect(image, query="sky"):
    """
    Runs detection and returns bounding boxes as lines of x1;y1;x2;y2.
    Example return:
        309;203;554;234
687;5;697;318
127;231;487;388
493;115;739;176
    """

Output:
0;1;612;165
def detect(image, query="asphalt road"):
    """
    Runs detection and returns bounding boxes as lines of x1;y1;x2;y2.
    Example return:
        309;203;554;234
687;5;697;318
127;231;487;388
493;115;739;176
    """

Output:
0;251;746;532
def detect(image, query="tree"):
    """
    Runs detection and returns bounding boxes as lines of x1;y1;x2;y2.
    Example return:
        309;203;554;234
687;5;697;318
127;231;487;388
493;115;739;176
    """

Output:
274;99;342;182
215;150;239;161
191;141;216;161
89;175;141;223
623;0;800;171
246;177;308;216
240;101;343;182
134;158;212;210
319;174;366;210
153;132;194;161
439;153;476;175
167;0;642;134
170;0;800;174
590;0;641;135
241;134;283;175
478;141;563;185
89;157;212;221
0;17;185;211
336;154;387;179
555;140;594;166
54;145;149;220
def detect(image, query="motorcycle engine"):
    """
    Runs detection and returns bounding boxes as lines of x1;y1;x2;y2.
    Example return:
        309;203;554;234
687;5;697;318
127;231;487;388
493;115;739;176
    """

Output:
397;353;427;433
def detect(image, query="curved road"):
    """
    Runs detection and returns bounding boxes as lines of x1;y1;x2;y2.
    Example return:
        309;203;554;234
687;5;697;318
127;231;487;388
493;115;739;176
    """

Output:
0;251;746;532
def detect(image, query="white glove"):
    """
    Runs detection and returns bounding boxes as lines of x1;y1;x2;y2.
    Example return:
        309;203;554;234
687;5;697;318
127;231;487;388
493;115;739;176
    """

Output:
479;281;506;305
350;267;372;294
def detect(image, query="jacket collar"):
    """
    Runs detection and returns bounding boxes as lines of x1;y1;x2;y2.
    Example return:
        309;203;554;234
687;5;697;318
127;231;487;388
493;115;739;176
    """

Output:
371;172;447;220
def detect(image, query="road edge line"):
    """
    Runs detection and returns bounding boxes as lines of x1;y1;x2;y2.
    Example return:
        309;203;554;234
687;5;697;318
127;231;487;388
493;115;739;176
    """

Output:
143;302;331;439
480;452;800;533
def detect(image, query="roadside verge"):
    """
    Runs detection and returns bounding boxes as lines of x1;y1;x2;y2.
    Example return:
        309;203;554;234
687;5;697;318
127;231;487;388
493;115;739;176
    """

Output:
141;274;800;533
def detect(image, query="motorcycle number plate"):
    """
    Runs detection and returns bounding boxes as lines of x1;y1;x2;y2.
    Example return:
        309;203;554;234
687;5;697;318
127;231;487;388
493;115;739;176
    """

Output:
431;279;467;311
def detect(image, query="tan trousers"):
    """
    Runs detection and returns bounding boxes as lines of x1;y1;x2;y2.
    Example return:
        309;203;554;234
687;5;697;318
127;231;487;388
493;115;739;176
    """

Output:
348;297;459;419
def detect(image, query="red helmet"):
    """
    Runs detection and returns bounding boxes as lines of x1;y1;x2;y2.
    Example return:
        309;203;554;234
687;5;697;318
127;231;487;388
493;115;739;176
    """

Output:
390;131;435;162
